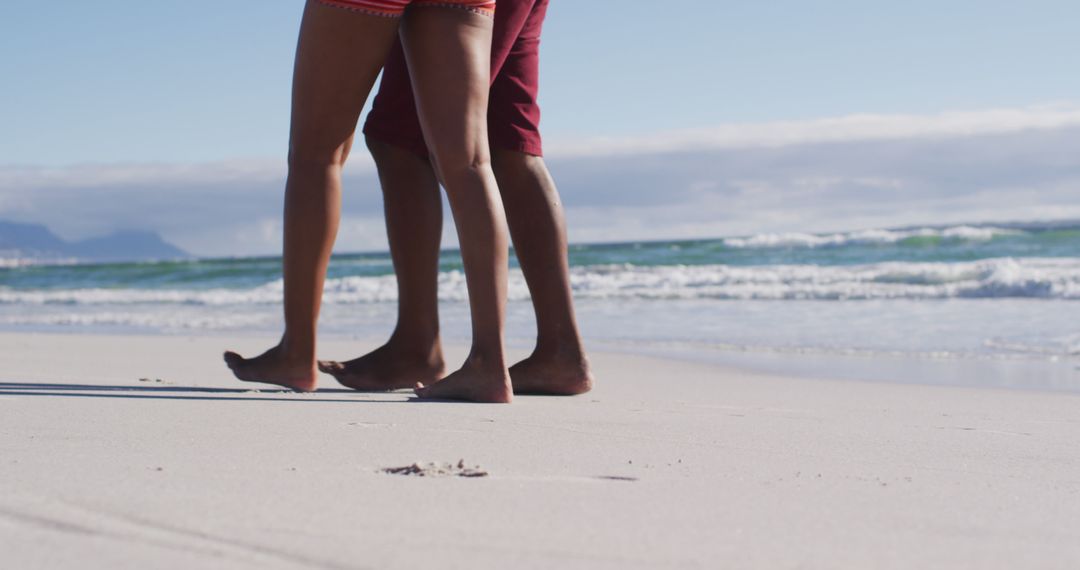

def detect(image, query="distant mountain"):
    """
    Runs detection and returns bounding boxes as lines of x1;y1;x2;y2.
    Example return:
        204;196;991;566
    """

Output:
0;221;69;259
0;220;188;262
67;230;188;261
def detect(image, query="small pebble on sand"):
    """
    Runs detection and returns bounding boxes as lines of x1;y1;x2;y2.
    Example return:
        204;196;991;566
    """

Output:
382;460;488;478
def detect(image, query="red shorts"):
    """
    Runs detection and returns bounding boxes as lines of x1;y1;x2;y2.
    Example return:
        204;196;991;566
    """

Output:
319;0;495;18
363;0;548;157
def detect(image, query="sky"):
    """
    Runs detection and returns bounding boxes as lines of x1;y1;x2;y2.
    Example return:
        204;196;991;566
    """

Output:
2;0;1080;255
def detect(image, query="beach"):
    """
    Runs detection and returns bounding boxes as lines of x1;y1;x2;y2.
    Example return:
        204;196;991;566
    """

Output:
5;224;1080;377
3;331;1079;569
5;0;1080;567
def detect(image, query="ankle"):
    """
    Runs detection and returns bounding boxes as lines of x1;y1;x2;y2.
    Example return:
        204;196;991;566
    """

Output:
387;330;444;366
533;336;587;364
465;347;508;374
279;335;316;365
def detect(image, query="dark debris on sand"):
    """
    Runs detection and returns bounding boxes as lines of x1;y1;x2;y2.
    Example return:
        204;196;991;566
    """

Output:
382;459;488;478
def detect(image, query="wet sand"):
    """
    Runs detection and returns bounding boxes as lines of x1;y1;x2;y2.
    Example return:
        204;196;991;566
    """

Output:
1;332;1079;569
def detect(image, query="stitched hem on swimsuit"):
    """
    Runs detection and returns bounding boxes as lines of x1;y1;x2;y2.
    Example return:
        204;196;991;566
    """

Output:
317;0;404;18
410;2;496;17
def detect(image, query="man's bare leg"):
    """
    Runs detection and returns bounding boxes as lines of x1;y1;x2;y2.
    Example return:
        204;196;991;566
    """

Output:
224;1;399;391
492;148;593;395
402;8;512;403
318;137;446;390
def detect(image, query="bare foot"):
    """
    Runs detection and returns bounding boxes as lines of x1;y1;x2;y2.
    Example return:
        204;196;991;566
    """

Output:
510;351;594;395
414;356;512;403
318;342;445;391
223;344;317;392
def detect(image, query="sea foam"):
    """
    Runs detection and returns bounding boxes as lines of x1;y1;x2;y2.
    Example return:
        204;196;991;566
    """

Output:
2;257;1078;305
721;225;1021;249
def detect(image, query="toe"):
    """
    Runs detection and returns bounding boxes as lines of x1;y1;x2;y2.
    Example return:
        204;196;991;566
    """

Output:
317;360;340;374
223;351;244;367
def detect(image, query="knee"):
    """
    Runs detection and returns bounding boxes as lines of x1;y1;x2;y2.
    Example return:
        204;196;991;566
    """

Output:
491;148;544;176
287;138;353;172
431;145;492;189
491;148;557;202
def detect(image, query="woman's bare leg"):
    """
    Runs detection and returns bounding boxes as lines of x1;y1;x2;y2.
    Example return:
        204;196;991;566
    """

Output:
401;8;512;403
224;1;400;391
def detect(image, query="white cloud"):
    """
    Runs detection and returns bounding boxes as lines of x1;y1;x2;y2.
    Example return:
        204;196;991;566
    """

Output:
547;102;1080;157
2;104;1080;256
0;155;379;191
0;156;383;249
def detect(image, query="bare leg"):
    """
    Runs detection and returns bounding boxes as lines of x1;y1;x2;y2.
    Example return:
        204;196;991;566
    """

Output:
224;1;400;391
320;147;593;395
401;8;512;403
492;149;593;395
318;137;446;390
322;101;591;397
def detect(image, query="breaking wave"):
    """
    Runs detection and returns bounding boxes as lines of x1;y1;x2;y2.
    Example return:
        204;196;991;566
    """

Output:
721;225;1022;249
2;257;1078;305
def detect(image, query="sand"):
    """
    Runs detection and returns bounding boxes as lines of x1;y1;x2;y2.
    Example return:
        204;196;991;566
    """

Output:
1;331;1079;569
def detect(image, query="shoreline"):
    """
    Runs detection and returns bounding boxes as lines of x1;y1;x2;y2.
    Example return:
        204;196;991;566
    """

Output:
606;340;1080;394
2;331;1080;568
4;327;1079;395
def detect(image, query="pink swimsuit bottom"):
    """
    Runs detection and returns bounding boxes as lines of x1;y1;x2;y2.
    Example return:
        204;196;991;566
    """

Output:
318;0;495;18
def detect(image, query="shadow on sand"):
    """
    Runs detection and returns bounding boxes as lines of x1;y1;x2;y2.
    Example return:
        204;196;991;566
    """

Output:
0;381;409;403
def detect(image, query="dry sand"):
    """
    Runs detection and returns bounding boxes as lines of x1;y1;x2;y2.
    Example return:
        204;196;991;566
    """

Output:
1;332;1079;569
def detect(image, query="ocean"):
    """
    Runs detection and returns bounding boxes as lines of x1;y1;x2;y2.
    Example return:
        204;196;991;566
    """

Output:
3;221;1079;391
